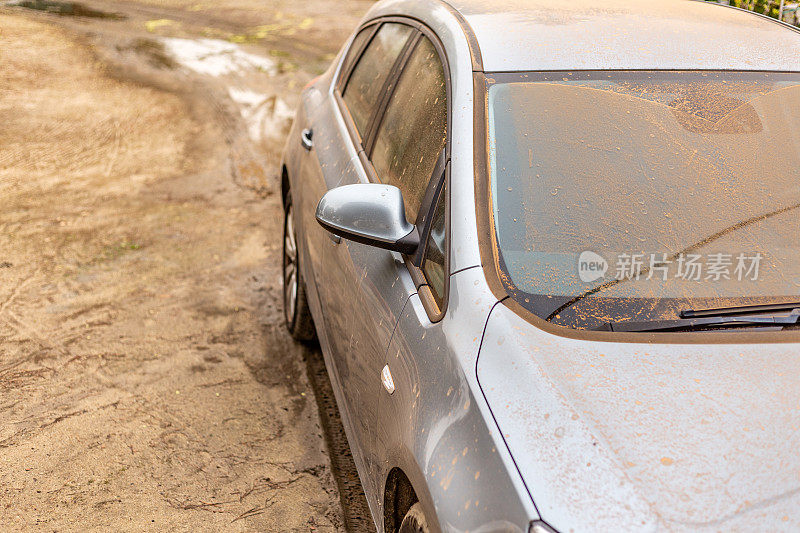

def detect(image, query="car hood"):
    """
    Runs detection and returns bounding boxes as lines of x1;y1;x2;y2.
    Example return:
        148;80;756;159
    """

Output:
477;303;800;532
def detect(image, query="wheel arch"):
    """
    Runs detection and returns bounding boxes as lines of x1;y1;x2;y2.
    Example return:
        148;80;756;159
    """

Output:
281;163;290;206
381;447;441;533
383;467;418;533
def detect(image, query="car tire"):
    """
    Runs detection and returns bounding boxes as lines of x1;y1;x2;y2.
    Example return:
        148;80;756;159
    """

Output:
283;195;316;342
398;502;429;533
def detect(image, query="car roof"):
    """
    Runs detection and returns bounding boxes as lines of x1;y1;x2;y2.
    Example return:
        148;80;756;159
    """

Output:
443;0;800;71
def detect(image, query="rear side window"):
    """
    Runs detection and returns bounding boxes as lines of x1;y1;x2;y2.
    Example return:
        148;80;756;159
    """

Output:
339;26;374;84
370;37;447;223
343;23;413;140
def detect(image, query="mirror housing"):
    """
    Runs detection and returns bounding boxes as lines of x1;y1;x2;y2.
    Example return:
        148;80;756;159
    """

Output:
315;184;419;255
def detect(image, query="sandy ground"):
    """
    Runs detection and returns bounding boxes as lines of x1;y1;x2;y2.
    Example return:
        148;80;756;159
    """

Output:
0;1;373;530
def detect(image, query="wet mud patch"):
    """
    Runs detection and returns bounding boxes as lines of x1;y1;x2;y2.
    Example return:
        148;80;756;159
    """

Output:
116;38;177;70
12;0;126;19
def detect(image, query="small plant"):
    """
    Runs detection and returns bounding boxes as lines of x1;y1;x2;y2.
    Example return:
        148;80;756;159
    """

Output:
118;241;141;251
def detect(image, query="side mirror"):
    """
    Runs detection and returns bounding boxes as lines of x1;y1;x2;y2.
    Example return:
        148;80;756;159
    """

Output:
315;184;419;255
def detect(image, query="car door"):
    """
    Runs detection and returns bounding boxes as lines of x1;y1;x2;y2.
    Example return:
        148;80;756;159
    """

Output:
324;26;451;496
294;23;377;321
309;20;421;496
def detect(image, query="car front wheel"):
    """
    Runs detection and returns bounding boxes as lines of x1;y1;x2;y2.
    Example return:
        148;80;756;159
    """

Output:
282;195;316;342
399;502;429;533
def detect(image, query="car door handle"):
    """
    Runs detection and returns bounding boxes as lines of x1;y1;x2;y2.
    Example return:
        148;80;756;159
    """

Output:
301;128;313;151
328;232;341;245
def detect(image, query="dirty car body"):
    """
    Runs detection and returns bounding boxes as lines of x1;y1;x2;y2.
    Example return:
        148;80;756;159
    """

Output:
280;1;800;531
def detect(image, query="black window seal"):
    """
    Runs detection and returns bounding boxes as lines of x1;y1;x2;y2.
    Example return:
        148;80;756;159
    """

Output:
406;162;450;320
412;149;447;267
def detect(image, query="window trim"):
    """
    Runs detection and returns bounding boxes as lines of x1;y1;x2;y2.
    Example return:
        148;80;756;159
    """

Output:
333;16;453;322
414;164;450;320
412;148;447;249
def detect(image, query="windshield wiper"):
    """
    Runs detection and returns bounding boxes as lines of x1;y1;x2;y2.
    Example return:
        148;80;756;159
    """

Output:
681;301;800;318
596;308;800;333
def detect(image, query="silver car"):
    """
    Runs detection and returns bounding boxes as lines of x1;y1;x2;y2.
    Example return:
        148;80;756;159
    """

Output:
280;1;800;531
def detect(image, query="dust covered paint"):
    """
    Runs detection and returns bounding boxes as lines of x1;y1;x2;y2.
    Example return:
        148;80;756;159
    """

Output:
451;0;800;71
478;303;800;530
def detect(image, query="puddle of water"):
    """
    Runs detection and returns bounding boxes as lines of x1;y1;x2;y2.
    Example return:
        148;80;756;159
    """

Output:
12;0;126;19
161;38;276;77
228;87;293;143
161;37;290;143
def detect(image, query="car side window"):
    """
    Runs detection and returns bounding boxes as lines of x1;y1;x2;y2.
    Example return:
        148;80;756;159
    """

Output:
422;180;447;307
370;36;447;224
342;23;414;141
339;26;374;86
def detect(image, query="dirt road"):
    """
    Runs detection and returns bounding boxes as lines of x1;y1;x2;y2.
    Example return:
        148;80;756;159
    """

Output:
0;1;373;530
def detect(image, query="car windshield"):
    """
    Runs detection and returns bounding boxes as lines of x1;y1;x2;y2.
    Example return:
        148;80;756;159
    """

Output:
486;71;800;330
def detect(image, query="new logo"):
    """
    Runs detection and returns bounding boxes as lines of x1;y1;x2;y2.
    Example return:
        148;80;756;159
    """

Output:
578;251;608;283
